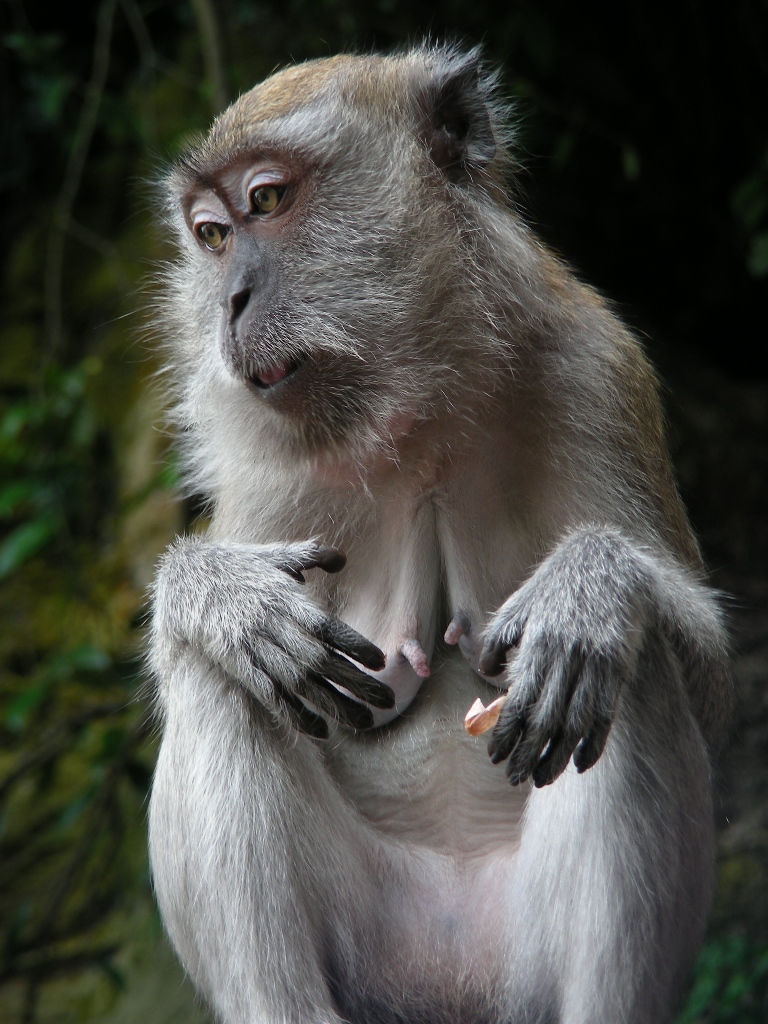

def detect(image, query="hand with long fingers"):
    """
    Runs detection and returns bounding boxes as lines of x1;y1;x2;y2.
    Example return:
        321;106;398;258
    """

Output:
151;538;394;737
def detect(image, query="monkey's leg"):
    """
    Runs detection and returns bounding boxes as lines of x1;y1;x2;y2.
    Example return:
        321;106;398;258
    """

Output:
509;633;714;1024
149;650;383;1024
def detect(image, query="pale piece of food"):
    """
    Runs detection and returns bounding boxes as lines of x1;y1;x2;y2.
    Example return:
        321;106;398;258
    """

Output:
464;695;507;737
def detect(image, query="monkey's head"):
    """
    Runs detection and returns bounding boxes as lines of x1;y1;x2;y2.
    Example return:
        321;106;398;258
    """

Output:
162;47;512;471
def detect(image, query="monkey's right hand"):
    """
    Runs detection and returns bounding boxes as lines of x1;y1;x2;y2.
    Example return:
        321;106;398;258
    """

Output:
150;537;394;737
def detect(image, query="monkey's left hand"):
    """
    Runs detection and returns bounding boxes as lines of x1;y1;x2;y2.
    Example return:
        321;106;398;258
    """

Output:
478;528;650;788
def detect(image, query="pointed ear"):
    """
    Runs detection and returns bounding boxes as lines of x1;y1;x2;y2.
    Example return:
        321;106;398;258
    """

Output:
420;52;497;178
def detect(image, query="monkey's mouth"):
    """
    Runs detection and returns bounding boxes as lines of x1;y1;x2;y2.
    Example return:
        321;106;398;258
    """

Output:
247;354;307;391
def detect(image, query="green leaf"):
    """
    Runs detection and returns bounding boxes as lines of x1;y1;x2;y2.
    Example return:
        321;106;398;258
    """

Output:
0;402;37;443
553;131;576;169
730;175;768;230
747;232;768;277
0;480;40;518
40;644;112;682
676;935;768;1023
622;145;641;182
57;789;96;832
2;32;62;61
5;680;52;731
0;513;59;578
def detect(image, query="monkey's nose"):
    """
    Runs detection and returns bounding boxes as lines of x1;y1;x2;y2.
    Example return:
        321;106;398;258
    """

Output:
225;287;251;324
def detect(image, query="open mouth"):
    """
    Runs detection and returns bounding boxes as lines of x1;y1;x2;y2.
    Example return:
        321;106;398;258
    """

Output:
247;354;306;391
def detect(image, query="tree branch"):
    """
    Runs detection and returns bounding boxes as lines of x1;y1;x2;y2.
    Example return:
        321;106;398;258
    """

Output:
190;0;229;114
44;0;119;354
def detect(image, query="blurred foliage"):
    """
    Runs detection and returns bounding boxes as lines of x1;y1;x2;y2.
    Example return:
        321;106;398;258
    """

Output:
0;0;765;1021
678;936;768;1024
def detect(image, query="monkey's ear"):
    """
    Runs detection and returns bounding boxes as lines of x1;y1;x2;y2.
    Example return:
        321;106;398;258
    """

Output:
420;52;497;178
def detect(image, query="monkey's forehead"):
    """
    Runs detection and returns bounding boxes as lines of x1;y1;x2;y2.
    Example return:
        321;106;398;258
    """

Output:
226;55;371;126
219;51;428;128
171;48;463;185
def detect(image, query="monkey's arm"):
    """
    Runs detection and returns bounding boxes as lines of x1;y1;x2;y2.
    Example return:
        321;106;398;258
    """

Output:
478;527;730;788
150;537;394;736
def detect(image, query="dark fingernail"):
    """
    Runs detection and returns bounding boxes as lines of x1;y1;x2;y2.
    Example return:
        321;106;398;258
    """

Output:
478;645;506;676
293;708;329;739
367;681;395;709
316;547;347;573
360;648;386;672
351;706;375;729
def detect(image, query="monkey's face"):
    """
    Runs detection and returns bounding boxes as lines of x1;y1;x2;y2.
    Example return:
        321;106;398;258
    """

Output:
184;156;314;399
165;52;501;460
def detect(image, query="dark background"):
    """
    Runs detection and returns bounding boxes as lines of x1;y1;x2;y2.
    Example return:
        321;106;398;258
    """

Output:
0;1;766;1021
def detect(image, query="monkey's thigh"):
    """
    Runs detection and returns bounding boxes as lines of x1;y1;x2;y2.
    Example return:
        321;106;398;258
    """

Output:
149;654;383;1024
511;640;714;1024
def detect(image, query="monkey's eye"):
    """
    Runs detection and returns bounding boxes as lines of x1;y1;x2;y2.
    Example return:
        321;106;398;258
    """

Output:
249;185;285;215
196;222;228;250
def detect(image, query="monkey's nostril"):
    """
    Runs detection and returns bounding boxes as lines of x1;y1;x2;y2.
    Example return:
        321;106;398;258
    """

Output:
228;287;251;323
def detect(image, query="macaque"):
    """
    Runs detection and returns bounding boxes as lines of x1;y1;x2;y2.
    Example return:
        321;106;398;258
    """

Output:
147;45;731;1024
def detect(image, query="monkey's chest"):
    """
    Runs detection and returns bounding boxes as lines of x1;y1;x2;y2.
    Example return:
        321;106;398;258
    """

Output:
329;476;538;726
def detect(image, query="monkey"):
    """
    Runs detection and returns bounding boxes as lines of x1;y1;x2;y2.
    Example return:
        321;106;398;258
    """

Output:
147;45;732;1024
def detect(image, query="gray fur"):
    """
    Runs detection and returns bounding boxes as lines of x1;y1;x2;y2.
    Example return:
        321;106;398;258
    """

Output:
147;45;731;1024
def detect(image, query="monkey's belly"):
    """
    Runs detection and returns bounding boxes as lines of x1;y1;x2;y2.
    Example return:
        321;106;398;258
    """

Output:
324;659;531;1011
326;657;529;857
